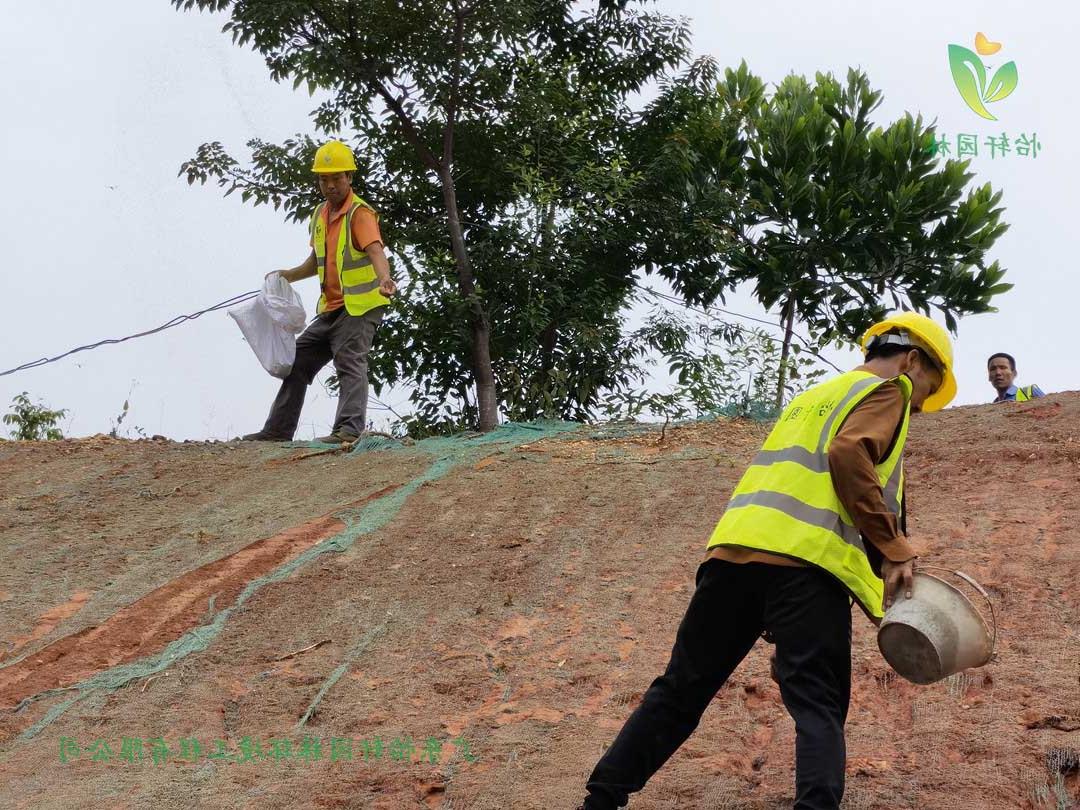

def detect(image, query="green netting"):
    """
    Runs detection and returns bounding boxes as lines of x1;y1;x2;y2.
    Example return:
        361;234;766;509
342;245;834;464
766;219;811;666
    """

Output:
347;433;402;453
407;419;579;453
17;414;778;741
582;406;778;443
583;420;655;441
14;419;582;741
697;401;781;422
283;439;340;450
296;615;391;730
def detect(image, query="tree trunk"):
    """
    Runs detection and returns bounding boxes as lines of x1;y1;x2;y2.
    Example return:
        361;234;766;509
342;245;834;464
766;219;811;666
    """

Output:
538;200;559;404
775;299;795;412
438;166;498;432
539;320;558;374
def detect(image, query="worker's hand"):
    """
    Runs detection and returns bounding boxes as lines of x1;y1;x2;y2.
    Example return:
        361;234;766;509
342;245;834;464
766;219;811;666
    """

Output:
881;557;916;611
378;277;397;297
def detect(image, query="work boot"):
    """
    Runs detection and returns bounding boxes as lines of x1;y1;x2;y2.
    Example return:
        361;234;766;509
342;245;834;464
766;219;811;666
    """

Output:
240;430;290;442
314;430;360;444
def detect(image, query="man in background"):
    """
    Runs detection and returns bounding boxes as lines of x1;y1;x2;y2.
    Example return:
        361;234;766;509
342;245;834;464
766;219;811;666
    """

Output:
988;353;1044;403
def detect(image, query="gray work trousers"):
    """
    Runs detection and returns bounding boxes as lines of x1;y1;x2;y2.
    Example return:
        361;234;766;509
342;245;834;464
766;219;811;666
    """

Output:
262;305;385;439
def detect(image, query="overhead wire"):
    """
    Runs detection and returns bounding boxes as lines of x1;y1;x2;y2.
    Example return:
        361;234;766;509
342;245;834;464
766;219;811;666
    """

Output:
0;281;847;380
0;259;848;382
435;212;852;372
0;290;260;378
630;283;847;374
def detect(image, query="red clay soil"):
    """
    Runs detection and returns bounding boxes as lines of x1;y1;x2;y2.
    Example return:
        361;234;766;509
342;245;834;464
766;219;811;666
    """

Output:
0;396;1078;809
0;483;400;710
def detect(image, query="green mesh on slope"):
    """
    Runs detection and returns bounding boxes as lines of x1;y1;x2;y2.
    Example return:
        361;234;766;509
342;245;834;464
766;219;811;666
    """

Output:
295;615;391;730
14;420;582;741
699;401;780;422
348;433;401;453
591;403;781;440
349;420;582;457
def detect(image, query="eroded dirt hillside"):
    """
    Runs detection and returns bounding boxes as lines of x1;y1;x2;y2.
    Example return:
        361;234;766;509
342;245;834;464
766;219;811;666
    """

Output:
0;395;1077;809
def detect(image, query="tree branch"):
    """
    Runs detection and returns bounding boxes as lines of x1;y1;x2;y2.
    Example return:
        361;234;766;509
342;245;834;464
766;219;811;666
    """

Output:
374;84;442;172
444;0;467;167
221;166;295;198
325;1;442;173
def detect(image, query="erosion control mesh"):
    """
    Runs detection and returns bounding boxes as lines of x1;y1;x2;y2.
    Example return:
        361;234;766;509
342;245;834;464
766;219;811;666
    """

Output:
15;415;777;740
584;405;778;442
15;420;583;740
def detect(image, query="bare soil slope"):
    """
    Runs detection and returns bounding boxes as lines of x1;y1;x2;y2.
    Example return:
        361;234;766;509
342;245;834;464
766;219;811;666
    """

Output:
0;395;1077;809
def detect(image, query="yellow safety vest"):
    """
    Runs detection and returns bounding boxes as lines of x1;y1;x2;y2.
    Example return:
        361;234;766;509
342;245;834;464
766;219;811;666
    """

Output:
1014;386;1035;402
310;194;390;317
706;370;913;619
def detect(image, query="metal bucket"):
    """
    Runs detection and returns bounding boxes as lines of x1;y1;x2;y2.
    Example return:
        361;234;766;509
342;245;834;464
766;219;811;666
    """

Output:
877;566;996;685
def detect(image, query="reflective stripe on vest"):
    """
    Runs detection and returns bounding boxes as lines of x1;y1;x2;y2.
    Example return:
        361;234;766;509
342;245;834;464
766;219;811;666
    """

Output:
726;490;866;551
1015;386;1033;402
310;194;389;317
706;370;913;619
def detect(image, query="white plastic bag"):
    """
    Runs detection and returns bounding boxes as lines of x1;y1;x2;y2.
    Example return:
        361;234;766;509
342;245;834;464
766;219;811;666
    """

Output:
228;273;307;378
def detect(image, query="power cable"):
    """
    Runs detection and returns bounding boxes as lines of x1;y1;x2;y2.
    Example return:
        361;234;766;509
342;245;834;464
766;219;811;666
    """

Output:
631;283;846;374
450;212;850;371
0;272;848;381
0;290;259;378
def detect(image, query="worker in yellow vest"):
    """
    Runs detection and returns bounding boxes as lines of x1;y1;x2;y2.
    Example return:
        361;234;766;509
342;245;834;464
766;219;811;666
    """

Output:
988;352;1045;403
578;312;955;810
243;140;396;444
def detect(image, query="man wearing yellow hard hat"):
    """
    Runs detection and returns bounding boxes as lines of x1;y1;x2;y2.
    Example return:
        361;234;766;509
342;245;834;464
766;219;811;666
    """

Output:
243;140;396;444
579;312;954;810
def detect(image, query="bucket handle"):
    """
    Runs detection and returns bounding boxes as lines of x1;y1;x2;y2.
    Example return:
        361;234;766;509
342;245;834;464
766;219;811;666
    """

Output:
916;564;997;652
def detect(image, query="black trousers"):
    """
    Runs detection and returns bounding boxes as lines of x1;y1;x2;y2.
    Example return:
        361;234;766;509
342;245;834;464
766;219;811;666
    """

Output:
583;559;852;810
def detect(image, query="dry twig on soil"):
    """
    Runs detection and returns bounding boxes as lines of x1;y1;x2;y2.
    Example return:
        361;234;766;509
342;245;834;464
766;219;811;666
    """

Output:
272;639;331;662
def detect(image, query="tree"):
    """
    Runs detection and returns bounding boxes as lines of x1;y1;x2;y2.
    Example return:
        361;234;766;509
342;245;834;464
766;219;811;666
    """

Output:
174;0;690;432
628;61;1011;408
3;393;67;441
601;305;827;422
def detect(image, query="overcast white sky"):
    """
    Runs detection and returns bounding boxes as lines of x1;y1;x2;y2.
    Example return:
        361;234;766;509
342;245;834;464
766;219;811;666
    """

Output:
1;2;1074;440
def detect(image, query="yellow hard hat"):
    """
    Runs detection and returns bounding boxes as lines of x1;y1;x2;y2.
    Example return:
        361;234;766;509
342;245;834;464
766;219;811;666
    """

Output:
312;140;357;174
861;312;957;412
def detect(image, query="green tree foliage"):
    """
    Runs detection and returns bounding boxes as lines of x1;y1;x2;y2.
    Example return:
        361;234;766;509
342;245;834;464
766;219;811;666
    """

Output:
603;307;826;422
3;393;67;441
173;0;1011;430
628;61;1011;406
173;0;691;432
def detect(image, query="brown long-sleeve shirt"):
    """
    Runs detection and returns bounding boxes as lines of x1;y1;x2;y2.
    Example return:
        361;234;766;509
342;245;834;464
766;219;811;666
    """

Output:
707;378;918;570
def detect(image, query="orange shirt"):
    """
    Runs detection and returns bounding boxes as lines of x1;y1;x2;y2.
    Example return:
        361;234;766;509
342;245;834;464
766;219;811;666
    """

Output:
312;199;383;312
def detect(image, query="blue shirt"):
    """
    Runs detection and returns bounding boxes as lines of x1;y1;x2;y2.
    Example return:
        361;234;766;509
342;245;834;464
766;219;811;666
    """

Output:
994;384;1045;403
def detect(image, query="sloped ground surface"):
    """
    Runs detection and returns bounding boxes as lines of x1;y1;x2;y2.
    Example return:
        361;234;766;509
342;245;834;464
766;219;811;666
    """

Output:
0;395;1077;809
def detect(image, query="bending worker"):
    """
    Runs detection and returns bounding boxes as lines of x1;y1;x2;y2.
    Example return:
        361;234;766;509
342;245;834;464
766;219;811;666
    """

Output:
243;140;396;444
988;352;1045;403
579;312;955;810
